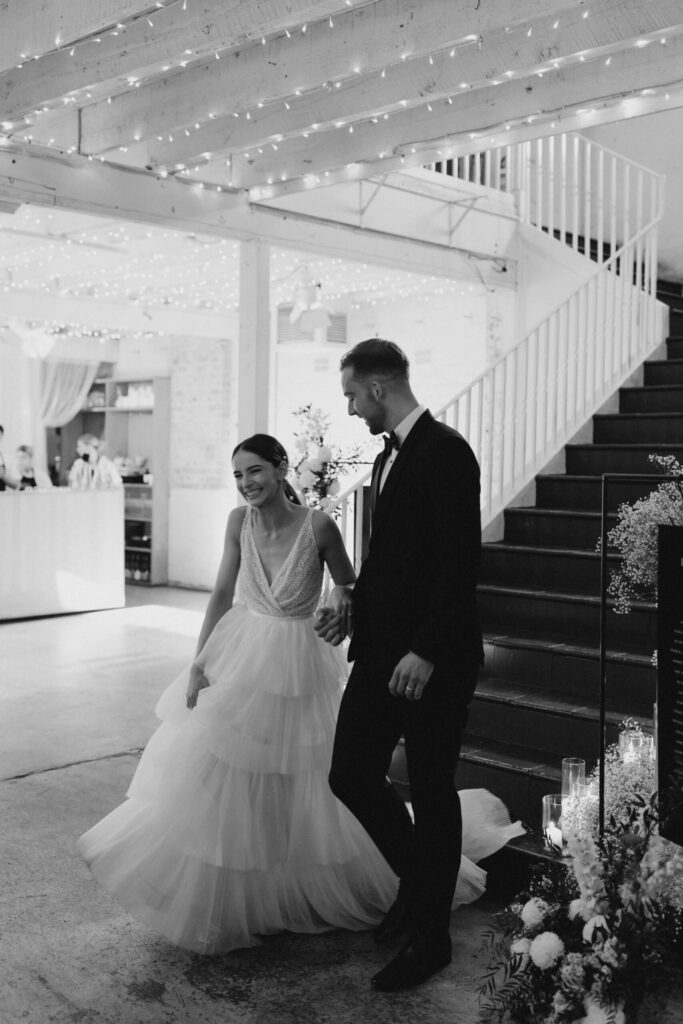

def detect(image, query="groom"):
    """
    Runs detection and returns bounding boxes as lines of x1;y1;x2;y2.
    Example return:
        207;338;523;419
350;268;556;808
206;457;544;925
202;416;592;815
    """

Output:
317;339;483;991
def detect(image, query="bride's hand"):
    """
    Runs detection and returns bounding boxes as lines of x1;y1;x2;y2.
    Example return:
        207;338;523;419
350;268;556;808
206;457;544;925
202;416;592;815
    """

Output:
186;664;209;709
327;585;353;639
314;606;346;646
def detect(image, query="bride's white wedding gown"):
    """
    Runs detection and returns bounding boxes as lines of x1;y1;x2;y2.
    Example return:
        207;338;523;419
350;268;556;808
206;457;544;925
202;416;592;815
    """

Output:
78;507;524;955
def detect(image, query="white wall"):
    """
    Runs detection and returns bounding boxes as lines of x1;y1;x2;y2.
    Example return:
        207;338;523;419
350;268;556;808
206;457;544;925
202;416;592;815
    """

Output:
114;335;172;379
515;222;596;338
167;335;238;589
272;285;516;466
168;488;233;590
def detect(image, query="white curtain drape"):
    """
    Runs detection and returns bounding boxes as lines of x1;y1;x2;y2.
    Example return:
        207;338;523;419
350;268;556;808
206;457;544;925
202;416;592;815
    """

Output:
0;343;100;476
40;361;99;427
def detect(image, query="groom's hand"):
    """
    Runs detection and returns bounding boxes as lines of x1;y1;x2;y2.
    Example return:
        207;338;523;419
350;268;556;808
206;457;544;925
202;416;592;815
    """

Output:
388;652;434;701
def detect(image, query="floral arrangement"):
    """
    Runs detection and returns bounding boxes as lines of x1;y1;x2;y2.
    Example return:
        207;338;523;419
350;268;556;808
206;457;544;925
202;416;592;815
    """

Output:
599;454;683;614
478;725;683;1024
291;403;370;512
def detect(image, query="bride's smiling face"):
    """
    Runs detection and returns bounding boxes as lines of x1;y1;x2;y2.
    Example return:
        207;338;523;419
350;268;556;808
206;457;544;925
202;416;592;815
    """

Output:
233;451;283;506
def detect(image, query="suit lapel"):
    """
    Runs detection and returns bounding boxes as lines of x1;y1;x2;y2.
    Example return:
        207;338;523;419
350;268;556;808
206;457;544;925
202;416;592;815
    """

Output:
369;448;386;521
371;411;433;535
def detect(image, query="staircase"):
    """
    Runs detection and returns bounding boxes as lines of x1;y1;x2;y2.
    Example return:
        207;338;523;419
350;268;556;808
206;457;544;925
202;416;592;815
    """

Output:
330;133;667;862
459;282;683;827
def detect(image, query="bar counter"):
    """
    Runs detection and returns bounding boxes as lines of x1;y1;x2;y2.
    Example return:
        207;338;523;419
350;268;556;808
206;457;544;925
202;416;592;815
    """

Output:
0;488;125;619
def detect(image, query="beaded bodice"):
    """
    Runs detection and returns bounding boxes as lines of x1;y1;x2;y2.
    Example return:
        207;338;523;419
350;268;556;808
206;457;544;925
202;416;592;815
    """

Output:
239;507;323;617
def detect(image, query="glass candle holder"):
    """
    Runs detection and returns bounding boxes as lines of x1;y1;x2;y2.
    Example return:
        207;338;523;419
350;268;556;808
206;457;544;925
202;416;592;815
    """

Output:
578;778;599;803
542;793;563;849
562;757;586;799
619;731;647;765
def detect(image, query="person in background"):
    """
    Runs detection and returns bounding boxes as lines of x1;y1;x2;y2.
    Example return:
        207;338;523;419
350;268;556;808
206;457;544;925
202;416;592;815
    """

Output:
14;445;52;490
68;434;122;490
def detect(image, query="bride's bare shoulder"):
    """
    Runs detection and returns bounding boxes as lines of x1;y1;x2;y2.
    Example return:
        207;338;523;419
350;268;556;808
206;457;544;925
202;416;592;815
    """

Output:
226;505;248;536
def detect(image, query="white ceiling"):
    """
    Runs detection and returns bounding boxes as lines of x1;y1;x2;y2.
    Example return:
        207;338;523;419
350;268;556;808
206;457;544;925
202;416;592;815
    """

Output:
0;204;482;341
1;0;683;338
3;0;682;195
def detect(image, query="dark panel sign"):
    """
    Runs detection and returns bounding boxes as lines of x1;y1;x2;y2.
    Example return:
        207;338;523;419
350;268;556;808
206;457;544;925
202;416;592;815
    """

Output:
657;525;683;847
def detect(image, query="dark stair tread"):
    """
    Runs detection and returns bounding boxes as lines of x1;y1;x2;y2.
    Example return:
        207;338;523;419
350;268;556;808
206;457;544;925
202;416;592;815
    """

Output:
567;441;683;450
537;472;633;481
483;631;654;667
460;736;561;779
645;359;683;367
484;542;607;559
475;676;652;723
597;410;683;418
478;582;656;611
506;507;606;518
620;383;683;392
503;507;615;540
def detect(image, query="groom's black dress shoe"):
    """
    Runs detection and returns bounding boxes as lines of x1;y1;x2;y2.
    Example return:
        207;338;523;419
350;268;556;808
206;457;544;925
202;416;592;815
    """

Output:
374;892;412;945
371;935;452;991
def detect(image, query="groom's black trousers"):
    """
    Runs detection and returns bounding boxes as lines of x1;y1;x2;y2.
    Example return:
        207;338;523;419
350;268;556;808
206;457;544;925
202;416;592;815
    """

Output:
329;654;478;945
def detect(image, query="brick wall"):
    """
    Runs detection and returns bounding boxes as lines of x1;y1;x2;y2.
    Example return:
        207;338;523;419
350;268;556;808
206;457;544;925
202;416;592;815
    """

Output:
169;336;236;490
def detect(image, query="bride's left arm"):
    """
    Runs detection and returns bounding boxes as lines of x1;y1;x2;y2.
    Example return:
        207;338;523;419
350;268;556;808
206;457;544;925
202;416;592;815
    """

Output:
311;511;356;643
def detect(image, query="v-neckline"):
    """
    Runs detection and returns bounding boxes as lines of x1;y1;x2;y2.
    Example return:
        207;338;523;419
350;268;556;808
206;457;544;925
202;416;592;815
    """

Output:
250;508;310;590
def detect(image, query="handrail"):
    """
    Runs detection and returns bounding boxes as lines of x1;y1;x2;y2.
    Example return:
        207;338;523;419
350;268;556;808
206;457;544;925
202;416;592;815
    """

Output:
329;132;664;569
522;215;662;339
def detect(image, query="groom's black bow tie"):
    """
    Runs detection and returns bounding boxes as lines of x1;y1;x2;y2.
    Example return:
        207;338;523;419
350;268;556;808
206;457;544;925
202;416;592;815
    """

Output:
383;431;400;452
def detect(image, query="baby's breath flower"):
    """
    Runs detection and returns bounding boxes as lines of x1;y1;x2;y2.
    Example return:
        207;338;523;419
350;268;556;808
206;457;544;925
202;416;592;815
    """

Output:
598;454;683;614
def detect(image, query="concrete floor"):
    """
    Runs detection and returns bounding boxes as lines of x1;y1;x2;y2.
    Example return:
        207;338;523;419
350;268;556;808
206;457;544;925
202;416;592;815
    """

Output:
1;586;501;1024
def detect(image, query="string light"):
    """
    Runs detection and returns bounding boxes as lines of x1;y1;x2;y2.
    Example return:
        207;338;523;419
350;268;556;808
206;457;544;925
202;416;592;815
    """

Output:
5;2;681;204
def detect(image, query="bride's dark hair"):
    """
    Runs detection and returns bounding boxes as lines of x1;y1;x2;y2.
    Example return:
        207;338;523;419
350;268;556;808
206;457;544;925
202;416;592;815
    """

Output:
232;434;301;505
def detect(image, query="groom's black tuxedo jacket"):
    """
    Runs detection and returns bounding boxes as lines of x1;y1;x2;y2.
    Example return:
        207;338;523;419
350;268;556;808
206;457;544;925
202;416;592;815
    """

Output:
348;410;483;691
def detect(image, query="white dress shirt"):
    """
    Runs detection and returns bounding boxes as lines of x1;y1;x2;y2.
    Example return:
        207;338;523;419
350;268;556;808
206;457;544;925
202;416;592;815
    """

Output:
379;404;426;493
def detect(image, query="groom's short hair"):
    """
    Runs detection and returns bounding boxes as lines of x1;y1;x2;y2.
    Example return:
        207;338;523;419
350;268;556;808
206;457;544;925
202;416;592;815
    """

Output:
340;339;409;382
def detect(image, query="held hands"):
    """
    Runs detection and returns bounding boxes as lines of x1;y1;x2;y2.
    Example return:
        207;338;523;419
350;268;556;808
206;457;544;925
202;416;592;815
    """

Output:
388;651;434;701
186;664;209;709
313;585;353;646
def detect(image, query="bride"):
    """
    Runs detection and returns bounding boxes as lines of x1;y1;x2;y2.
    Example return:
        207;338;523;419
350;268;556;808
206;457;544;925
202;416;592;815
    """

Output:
78;433;523;955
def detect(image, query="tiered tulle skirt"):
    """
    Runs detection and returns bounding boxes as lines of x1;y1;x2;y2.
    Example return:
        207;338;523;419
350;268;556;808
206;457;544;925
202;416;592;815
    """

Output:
78;604;524;954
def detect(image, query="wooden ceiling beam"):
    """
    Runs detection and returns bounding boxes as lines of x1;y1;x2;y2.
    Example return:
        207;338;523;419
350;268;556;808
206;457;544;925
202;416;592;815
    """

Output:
0;143;495;283
227;27;683;188
76;0;577;155
0;0;351;123
0;0;155;76
140;0;682;171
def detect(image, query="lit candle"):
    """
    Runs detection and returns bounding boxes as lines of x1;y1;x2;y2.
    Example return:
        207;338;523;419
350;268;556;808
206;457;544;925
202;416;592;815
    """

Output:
542;793;564;849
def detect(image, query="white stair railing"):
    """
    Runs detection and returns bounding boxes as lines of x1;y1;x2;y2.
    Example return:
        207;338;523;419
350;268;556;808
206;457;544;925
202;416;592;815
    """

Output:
331;134;664;568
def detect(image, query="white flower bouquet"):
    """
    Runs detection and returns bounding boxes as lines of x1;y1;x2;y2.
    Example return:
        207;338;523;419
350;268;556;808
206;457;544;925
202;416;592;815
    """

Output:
478;729;683;1023
598;454;683;615
291;403;370;512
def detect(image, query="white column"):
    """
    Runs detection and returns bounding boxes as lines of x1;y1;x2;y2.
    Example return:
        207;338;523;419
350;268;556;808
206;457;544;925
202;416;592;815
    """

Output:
238;239;270;438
